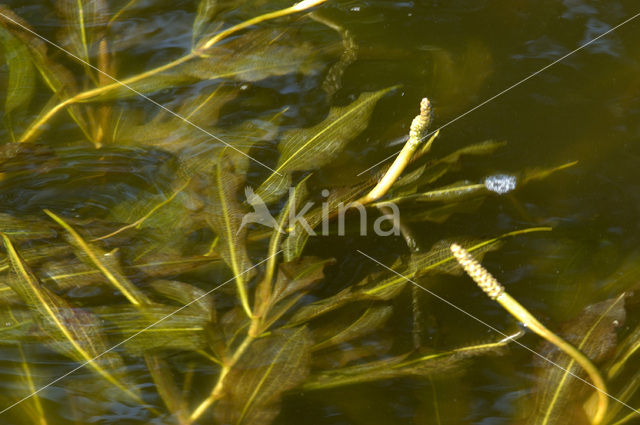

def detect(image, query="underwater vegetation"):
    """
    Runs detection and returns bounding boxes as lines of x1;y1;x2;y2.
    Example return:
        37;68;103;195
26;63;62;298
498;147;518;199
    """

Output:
0;1;638;424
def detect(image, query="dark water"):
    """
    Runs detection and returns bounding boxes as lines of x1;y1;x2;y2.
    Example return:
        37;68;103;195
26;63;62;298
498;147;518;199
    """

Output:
0;0;639;424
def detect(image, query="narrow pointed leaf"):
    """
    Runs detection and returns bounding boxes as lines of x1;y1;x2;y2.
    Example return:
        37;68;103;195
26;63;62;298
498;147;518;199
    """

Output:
312;305;392;351
215;327;312;425
257;87;395;203
0;25;36;138
1;233;141;402
206;150;254;316
304;338;508;390
54;0;108;65
145;354;189;424
96;304;209;354
44;209;151;307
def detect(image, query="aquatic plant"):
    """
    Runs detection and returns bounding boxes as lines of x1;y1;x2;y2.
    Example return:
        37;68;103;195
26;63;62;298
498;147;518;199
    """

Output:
0;1;637;425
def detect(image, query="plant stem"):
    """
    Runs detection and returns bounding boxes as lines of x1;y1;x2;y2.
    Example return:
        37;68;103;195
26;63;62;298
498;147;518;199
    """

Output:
18;55;193;143
188;334;255;423
18;0;328;144
450;243;609;425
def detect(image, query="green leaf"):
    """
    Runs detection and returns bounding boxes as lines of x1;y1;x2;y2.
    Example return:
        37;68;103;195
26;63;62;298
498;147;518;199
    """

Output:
405;197;484;224
386;180;487;204
290;228;549;323
44;209;152;307
281;179;372;261
0;213;56;242
54;0;108;66
11;346;49;425
0;24;36;139
89;27;327;102
144;353;189;423
0;233;141;403
312;305;392;351
0;7;94;143
95;304;209;354
256;87;395;203
206;149;255;317
34;253;217;293
192;0;220;47
532;294;627;425
149;279;216;323
257;256;334;332
214;327;312;425
304;338;508;391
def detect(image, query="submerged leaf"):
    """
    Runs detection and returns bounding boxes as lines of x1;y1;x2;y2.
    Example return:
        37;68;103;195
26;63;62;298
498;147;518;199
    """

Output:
531;294;627;425
44;209;152;307
96;304;209;354
0;24;36;139
206;149;254;316
215;327;312;425
0;7;94;143
291;228;548;324
256;87;395;203
312;305;392;351
0;233;140;402
304;338;508;390
256;256;334;332
282;179;371;261
144;354;189;424
54;0;108;66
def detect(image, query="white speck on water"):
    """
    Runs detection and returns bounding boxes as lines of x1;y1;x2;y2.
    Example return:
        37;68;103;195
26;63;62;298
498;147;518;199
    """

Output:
350;6;360;12
484;174;517;194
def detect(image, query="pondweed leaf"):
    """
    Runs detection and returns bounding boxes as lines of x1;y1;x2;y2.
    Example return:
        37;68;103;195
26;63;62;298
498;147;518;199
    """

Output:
386;161;577;205
531;294;627;425
192;0;220;47
206;149;255;317
403;139;507;190
601;317;640;424
16;346;48;425
304;337;508;391
44;209;152;307
149;279;216;322
189;27;328;81
311;305;392;352
0;305;33;340
214;327;312;425
54;0;108;71
0;233;141;402
389;180;486;203
0;213;56;242
256;87;395;203
290;228;547;324
256;256;334;333
32;253;217;294
95;304;209;354
144;354;189;425
405;197;485;223
86;26;327;102
0;7;95;143
0;24;36;139
113;85;239;150
282;179;372;261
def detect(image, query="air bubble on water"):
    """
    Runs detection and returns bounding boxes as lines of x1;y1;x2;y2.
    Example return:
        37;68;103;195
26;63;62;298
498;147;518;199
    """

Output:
484;174;517;195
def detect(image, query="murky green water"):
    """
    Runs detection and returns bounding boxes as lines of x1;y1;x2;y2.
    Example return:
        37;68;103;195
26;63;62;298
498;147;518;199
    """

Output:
0;0;639;424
